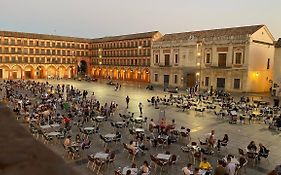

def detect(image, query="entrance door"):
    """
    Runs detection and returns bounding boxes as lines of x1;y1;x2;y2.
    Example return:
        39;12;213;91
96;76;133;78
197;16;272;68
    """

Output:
186;73;196;87
218;53;227;67
164;75;170;89
25;71;31;79
12;72;17;79
217;78;225;89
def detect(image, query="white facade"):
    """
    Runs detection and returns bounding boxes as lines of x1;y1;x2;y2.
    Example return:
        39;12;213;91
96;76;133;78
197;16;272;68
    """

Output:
150;25;275;93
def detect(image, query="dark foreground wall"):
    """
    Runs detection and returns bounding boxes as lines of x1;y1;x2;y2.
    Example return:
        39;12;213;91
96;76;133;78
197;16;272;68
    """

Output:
0;103;79;175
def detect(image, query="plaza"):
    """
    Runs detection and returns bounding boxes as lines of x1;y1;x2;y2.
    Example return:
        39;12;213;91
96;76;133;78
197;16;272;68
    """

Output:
2;79;281;175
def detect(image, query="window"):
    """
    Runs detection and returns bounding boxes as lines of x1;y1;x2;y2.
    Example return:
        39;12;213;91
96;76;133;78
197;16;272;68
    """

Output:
234;79;240;89
0;56;2;62
29;48;34;54
36;57;40;63
5;56;9;62
205;53;211;64
18;48;22;54
174;54;179;64
18;56;22;63
30;57;34;63
267;59;270;69
174;75;178;84
24;57;28;63
218;53;227;67
155;55;159;64
11;56;16;62
164;54;170;66
154;74;158;82
205;77;209;86
235;52;242;64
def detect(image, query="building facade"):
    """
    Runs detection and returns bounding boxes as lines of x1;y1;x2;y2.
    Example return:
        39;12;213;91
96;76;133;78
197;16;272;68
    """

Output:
0;31;91;79
151;25;275;92
90;31;162;82
273;38;281;85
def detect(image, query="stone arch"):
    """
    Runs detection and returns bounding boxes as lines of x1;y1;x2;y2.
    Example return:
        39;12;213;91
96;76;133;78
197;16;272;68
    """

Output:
142;68;150;82
35;65;46;79
57;65;67;78
46;65;57;78
11;65;23;79
24;65;35;79
78;60;87;75
0;65;11;79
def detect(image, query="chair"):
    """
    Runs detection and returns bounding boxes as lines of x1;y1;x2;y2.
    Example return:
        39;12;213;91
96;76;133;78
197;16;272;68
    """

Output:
107;153;116;167
87;155;95;169
169;154;178;165
150;154;158;168
238;148;245;156
246;152;257;166
93;159;105;174
155;159;168;172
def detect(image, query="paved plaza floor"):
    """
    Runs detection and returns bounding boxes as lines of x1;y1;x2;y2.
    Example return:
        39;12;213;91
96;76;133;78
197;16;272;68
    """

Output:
21;80;281;174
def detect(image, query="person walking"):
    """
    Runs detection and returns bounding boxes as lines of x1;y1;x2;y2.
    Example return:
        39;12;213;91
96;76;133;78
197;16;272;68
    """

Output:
126;96;130;109
139;102;143;115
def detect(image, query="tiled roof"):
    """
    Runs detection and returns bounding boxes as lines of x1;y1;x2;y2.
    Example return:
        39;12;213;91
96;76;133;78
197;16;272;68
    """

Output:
276;38;281;48
158;25;264;42
91;31;159;43
0;31;91;42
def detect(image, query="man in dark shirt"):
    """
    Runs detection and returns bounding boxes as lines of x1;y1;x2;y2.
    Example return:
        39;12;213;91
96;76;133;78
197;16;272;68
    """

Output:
214;160;226;175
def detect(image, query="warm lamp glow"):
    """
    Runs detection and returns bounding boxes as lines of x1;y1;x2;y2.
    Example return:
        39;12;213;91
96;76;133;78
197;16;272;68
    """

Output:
99;61;102;65
255;72;259;77
197;52;201;56
196;72;200;76
197;62;200;66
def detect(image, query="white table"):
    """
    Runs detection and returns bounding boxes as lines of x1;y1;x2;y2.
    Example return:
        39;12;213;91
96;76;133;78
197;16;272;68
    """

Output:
104;133;116;139
156;153;171;161
122;167;138;175
230;111;237;116
40;125;51;129
47;131;61;136
93;152;109;160
116;121;126;125
134;128;144;132
84;127;95;131
134;117;144;122
158;135;169;140
50;123;60;128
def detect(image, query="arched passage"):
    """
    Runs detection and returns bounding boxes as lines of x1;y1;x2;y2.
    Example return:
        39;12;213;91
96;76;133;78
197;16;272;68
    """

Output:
0;65;10;79
36;65;46;79
78;60;87;75
11;65;23;79
46;65;57;78
142;69;150;82
24;65;35;79
58;66;67;78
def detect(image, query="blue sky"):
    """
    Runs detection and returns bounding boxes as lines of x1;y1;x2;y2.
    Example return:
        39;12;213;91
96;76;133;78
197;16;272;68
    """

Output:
0;0;280;39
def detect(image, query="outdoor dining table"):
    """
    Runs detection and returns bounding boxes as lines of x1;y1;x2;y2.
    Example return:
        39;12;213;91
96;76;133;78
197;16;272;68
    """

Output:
93;152;109;160
104;133;116;140
134;128;144;133
134;117;144;122
40;125;51;130
47;131;61;137
116;121;126;127
84;127;95;131
158;135;169;140
122;167;138;175
50;123;60;128
156;153;171;161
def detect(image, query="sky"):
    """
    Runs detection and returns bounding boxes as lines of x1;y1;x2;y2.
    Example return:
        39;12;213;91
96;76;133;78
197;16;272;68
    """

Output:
0;0;280;39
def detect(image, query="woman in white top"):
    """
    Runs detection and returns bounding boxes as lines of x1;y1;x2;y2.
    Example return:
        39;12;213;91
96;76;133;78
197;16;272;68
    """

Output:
182;163;192;175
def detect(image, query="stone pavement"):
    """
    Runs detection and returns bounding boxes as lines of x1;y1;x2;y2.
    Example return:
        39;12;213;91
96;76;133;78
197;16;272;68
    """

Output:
20;80;281;174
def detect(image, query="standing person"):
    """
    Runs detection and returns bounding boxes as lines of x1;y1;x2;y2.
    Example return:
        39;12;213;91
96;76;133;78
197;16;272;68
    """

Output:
126;96;130;109
139;102;143;115
225;157;236;175
182;163;193;175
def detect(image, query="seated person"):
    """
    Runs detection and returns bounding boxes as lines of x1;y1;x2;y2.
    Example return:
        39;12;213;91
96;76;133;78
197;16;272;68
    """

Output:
63;135;72;148
247;141;257;153
138;161;150;175
258;143;269;160
75;134;82;143
127;140;139;154
217;134;229;151
182;163;193;175
199;157;212;171
166;119;176;130
159;118;167;130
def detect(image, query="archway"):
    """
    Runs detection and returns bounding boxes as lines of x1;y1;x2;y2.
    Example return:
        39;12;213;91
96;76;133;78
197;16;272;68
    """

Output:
46;65;56;79
67;66;75;78
11;65;23;79
78;60;87;75
36;66;46;79
24;65;35;79
113;68;118;79
142;69;150;82
0;65;10;79
58;66;67;78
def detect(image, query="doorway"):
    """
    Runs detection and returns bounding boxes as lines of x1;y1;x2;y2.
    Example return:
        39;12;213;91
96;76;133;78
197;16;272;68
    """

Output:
186;73;196;87
164;75;170;89
217;78;225;89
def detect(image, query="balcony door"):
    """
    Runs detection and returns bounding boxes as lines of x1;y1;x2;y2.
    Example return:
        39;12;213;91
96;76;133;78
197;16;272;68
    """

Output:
217;78;225;89
164;54;170;66
218;53;227;67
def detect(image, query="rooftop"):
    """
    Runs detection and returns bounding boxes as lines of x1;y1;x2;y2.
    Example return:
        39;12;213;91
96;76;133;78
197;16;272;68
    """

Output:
90;31;160;43
275;38;281;48
158;24;264;42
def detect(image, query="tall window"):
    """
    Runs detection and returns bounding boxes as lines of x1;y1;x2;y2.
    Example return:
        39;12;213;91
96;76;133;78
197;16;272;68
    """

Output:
155;55;159;64
267;58;270;69
164;54;170;66
174;75;178;84
235;52;242;64
218;53;227;67
205;53;211;64
234;79;240;89
205;77;209;86
154;74;158;82
174;54;179;64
